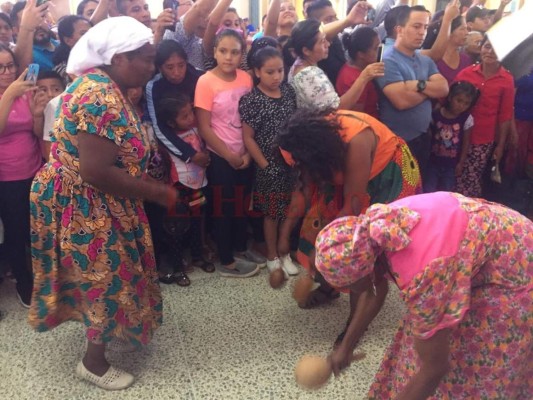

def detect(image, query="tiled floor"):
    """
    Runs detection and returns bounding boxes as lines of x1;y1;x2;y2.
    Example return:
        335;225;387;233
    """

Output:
0;267;405;400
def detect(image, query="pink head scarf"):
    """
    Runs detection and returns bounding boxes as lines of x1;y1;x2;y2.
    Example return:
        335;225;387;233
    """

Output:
315;203;421;289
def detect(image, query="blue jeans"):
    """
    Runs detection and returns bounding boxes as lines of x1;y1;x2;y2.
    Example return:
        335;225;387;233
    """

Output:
424;162;456;192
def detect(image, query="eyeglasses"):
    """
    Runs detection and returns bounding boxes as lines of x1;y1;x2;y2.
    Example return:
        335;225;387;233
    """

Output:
0;63;16;74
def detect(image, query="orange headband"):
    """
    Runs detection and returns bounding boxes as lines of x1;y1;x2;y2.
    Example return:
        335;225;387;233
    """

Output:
279;147;296;167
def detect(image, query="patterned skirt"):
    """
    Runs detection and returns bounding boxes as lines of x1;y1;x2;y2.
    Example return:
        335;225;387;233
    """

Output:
297;139;422;271
28;166;162;346
369;286;533;399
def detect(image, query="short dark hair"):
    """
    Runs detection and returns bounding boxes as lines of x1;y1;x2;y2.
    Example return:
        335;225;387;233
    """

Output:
10;1;25;27
422;15;464;50
306;0;333;20
76;0;98;16
288;19;321;58
466;6;489;23
155;39;188;68
384;5;409;38
53;15;92;65
36;70;64;86
156;94;192;128
397;5;428;28
342;27;378;62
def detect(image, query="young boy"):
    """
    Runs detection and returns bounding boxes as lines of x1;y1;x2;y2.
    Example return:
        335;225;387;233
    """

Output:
37;70;66;161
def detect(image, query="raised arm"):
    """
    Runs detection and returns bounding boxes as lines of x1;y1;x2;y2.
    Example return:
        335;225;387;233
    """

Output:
183;0;218;37
492;0;512;25
323;1;369;41
13;0;48;74
420;0;461;62
89;0;111;25
263;0;281;38
202;0;233;56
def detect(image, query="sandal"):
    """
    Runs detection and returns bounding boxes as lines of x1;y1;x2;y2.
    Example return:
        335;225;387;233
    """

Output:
158;273;175;285
174;271;191;287
298;285;340;309
191;257;216;273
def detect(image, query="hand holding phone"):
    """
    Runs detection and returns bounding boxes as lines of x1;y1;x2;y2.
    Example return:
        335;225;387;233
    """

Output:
162;0;178;31
25;63;40;85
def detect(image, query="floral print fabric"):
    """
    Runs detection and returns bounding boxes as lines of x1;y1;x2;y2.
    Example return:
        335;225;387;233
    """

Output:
28;70;162;346
369;193;533;399
288;63;340;110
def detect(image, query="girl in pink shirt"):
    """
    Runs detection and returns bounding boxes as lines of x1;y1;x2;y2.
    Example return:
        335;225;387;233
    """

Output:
195;29;259;278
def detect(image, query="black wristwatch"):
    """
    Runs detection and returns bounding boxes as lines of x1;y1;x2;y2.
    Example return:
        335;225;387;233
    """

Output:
416;79;427;93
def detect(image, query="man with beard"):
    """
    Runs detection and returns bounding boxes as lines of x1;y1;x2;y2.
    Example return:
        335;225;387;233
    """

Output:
10;1;58;71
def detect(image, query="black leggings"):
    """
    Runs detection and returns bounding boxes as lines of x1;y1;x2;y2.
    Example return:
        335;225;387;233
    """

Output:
0;178;34;292
207;152;252;265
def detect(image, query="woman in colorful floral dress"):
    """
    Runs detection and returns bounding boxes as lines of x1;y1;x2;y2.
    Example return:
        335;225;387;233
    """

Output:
316;191;533;399
28;17;178;390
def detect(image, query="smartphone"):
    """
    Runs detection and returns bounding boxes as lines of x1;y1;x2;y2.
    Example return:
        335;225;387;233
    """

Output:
377;43;392;62
36;0;49;6
26;63;40;85
366;8;376;23
162;0;178;31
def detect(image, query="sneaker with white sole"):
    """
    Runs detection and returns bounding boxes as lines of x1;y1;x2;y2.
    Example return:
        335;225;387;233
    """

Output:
266;258;288;279
234;249;267;268
218;259;260;278
76;361;135;390
281;254;300;276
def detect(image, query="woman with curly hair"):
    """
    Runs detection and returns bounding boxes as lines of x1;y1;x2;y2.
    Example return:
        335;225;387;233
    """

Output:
278;108;421;344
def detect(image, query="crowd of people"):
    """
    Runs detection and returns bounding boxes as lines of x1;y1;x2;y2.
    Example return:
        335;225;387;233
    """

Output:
0;0;531;398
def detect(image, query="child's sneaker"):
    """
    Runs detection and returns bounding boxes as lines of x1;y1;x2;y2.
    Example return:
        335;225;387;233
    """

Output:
218;260;260;278
281;254;300;276
266;258;288;279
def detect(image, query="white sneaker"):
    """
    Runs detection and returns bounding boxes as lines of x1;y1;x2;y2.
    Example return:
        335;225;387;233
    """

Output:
267;258;288;279
281;254;300;276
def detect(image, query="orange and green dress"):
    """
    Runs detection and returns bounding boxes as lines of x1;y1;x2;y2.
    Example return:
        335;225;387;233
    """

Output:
297;110;421;271
28;69;162;346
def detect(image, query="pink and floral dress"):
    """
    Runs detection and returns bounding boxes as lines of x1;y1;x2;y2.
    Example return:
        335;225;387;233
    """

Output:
369;192;533;399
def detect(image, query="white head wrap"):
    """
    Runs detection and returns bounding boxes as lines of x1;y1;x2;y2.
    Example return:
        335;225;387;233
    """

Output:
66;16;154;76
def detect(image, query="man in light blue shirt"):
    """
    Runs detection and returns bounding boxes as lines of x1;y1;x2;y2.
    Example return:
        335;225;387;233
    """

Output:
375;5;448;171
